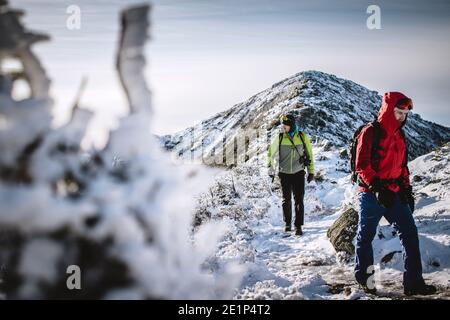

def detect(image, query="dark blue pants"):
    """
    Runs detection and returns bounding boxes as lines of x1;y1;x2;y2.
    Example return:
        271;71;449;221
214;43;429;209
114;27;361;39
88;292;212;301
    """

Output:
354;192;424;290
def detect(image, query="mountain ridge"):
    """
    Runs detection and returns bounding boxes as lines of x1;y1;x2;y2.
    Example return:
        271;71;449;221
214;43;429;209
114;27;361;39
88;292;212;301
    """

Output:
162;70;450;164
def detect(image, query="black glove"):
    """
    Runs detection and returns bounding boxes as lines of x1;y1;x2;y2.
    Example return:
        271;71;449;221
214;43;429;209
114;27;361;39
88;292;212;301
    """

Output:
370;177;383;193
307;173;314;183
377;189;396;209
400;185;415;213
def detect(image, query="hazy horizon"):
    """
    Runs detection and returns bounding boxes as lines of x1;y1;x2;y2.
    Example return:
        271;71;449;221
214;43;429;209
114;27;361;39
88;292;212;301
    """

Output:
11;0;450;146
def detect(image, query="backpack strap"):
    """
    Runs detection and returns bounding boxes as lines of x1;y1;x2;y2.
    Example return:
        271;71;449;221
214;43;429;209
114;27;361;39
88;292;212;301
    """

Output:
278;132;283;159
399;129;410;188
353;120;382;187
370;120;382;172
350;124;367;183
297;131;311;166
278;132;288;171
399;128;409;168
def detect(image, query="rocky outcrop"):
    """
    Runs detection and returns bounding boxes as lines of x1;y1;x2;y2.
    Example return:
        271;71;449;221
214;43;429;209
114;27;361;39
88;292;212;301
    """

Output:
327;207;359;256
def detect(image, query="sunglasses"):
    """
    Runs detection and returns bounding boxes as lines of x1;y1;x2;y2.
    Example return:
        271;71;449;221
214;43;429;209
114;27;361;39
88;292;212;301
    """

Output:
395;98;413;110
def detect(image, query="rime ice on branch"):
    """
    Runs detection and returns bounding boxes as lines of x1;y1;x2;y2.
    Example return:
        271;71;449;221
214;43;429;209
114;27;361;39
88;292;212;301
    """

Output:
0;2;241;299
116;5;152;114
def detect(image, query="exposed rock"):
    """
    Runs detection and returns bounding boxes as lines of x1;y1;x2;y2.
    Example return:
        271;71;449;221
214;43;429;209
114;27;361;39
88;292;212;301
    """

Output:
381;251;402;265
339;148;348;159
327;207;359;256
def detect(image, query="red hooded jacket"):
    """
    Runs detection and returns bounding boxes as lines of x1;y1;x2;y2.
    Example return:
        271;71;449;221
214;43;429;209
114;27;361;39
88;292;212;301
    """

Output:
356;92;412;193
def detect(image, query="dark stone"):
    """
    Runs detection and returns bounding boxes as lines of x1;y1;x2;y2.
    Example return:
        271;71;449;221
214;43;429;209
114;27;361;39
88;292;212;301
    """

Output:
84;215;101;228
381;251;402;264
339;148;348;159
323;141;333;151
327;207;359;255
430;260;440;268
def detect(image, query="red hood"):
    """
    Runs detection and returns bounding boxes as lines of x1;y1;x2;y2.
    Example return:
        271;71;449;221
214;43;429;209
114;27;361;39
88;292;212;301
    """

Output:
377;92;412;133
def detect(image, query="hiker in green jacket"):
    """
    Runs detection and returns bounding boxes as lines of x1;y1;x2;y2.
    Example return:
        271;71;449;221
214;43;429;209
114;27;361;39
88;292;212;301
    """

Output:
267;114;315;236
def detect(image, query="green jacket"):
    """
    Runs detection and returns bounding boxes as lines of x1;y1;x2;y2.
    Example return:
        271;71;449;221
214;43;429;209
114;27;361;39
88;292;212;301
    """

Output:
267;131;314;174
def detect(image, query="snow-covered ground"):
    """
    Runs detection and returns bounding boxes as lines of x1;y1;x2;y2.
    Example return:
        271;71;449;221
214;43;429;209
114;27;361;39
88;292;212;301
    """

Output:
199;142;450;300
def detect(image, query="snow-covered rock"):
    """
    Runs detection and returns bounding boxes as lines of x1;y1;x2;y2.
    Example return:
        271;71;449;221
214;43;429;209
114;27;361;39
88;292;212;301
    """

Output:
327;207;359;257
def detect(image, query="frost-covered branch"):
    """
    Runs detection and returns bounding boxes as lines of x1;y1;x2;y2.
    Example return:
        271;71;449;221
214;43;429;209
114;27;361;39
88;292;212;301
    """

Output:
0;2;242;299
0;2;50;99
116;5;152;114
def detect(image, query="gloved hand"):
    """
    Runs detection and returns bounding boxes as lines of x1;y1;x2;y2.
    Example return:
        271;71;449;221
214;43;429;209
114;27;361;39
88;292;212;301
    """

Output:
370;177;383;193
377;189;396;208
307;173;314;183
400;185;415;213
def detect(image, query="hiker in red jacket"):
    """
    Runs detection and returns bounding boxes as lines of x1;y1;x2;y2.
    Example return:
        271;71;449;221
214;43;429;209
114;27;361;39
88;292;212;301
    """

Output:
354;92;437;296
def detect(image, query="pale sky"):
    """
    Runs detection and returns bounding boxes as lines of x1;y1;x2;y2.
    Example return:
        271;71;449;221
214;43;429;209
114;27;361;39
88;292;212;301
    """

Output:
11;0;450;147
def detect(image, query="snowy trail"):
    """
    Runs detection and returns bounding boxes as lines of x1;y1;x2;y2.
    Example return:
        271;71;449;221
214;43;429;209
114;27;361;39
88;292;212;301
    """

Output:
209;144;450;300
228;149;363;300
233;191;449;300
235;198;356;300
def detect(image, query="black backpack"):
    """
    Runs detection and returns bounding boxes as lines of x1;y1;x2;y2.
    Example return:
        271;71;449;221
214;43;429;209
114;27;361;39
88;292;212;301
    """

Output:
349;120;408;185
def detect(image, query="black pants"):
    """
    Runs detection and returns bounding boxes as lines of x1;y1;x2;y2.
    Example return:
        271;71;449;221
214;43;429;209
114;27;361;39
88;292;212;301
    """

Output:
279;170;305;228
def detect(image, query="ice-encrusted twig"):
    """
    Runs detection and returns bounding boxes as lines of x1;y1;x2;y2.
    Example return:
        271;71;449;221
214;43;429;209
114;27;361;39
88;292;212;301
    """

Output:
0;2;50;99
116;5;152;114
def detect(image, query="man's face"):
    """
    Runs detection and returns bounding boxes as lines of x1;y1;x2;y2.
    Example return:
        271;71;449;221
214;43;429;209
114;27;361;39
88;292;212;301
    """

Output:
394;107;409;123
281;124;290;133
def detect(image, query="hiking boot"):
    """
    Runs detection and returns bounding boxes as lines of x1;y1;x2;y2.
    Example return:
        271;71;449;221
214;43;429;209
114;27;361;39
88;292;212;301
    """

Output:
359;283;377;295
285;225;292;232
295;227;303;236
404;284;437;296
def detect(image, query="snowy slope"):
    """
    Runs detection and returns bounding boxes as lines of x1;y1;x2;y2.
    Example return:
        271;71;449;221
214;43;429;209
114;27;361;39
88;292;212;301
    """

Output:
198;141;450;300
